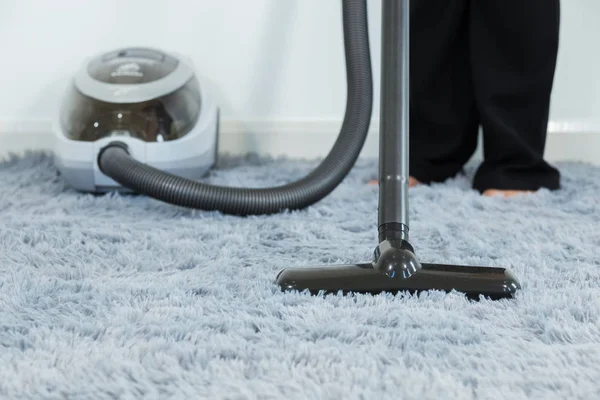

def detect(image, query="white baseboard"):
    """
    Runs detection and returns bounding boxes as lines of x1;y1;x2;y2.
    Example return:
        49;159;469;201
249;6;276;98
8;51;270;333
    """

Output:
0;119;599;165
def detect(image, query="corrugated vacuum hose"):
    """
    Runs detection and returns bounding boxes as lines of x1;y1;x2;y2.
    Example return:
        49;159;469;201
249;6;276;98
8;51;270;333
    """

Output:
98;0;373;216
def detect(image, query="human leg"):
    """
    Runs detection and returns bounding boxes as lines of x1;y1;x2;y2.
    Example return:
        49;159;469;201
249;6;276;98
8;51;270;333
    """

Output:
408;0;480;184
469;0;561;194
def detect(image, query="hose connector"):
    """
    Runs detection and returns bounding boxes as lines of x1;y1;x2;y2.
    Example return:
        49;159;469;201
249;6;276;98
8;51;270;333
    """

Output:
97;142;129;175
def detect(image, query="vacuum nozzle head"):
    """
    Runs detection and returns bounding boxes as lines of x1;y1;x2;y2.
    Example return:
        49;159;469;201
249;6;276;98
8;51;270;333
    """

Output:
373;239;422;279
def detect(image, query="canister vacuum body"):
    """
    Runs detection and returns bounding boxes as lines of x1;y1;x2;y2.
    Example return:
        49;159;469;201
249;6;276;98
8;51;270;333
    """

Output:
53;47;219;193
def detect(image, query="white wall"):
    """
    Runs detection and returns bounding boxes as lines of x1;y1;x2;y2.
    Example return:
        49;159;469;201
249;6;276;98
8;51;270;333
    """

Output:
0;0;366;122
0;0;599;163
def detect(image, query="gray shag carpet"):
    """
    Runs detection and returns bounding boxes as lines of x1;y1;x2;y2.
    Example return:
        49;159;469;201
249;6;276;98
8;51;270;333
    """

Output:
1;151;600;400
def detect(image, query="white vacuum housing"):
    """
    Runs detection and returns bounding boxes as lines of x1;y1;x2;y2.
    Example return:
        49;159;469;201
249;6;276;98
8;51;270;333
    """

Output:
53;47;219;192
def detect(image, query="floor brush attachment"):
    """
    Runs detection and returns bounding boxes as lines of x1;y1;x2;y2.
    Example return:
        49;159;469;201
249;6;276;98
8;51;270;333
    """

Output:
276;262;521;300
276;231;520;300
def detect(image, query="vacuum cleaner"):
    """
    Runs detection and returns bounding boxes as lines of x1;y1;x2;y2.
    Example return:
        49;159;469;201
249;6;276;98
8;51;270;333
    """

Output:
53;0;520;300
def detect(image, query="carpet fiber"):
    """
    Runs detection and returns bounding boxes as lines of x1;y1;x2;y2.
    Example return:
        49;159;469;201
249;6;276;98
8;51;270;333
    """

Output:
1;152;600;399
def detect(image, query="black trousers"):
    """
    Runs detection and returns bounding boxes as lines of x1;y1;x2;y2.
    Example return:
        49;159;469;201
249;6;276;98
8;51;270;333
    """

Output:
409;0;561;192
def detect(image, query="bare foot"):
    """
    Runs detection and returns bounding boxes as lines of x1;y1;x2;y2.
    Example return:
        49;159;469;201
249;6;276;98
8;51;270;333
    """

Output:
482;189;534;198
368;177;421;187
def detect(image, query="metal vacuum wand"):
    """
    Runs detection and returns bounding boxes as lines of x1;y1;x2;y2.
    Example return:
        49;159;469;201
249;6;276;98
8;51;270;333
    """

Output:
379;0;410;230
275;0;521;300
372;0;421;279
